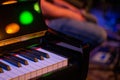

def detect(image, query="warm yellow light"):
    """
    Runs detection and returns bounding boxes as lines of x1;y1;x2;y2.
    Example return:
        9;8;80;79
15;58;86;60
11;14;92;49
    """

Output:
2;1;17;5
5;23;20;34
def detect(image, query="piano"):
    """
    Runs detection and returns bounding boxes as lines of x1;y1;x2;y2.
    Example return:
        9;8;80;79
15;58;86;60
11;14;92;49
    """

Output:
0;0;89;80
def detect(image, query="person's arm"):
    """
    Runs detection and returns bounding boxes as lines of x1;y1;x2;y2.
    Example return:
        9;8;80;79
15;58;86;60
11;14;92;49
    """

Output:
80;10;98;23
53;0;82;13
53;0;97;23
41;0;85;21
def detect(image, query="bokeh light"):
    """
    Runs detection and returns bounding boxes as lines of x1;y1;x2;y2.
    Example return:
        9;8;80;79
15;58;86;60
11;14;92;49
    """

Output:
2;1;17;5
5;23;20;34
34;2;41;13
19;11;34;25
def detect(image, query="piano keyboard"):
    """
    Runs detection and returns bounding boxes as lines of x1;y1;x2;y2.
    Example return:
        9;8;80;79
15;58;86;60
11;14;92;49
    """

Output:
0;48;68;80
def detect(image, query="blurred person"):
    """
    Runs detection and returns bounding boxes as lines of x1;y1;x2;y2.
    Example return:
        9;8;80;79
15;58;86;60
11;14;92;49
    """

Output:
40;0;107;49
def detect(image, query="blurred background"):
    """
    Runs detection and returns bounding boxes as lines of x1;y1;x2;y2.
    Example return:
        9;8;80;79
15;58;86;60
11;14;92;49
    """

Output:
0;0;120;80
75;0;120;80
80;0;120;80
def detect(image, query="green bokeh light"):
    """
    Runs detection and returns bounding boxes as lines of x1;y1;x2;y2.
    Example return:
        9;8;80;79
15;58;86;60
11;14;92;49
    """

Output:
34;2;41;13
19;11;34;25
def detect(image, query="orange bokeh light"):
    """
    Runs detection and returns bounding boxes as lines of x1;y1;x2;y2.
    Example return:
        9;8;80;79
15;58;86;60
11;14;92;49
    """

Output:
2;0;17;5
5;23;20;34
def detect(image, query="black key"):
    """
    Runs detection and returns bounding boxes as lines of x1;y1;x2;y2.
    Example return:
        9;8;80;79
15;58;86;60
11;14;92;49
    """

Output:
0;67;3;73
0;61;11;71
3;56;21;67
10;55;28;65
24;49;44;60
18;51;38;62
21;50;39;62
25;52;39;59
30;49;50;58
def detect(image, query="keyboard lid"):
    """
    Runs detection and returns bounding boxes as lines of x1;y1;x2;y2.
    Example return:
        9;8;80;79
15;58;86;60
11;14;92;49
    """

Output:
0;0;47;47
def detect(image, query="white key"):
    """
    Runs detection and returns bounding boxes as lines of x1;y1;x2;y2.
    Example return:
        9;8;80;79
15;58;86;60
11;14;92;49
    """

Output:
16;48;68;80
1;58;35;80
42;55;62;71
16;55;39;79
0;71;10;80
17;51;63;79
17;55;53;79
0;60;22;80
17;54;45;79
36;48;68;68
0;73;6;80
17;53;57;76
36;48;67;61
